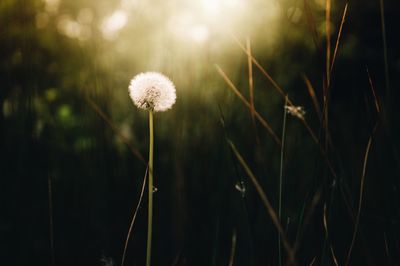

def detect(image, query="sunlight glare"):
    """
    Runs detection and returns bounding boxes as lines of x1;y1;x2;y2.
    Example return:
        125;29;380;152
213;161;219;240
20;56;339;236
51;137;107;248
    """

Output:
168;12;210;44
189;24;210;43
202;0;220;15
101;10;128;40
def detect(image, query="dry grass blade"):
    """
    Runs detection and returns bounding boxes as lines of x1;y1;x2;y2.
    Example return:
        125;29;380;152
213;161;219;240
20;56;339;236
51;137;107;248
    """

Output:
219;40;341;182
303;0;320;50
323;203;339;266
302;75;322;119
293;190;322;254
229;34;319;144
246;38;255;120
246;38;258;142
230;34;287;101
345;123;378;265
323;203;328;235
85;97;146;164
330;3;349;72
309;256;316;266
227;140;296;265
121;167;148;266
228;34;341;182
217;56;337;179
215;64;281;146
330;246;339;266
228;228;237;266
367;68;381;113
379;0;390;97
325;0;331;87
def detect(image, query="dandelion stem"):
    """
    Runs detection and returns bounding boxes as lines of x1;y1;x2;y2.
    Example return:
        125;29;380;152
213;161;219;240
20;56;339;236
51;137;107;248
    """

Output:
146;110;154;266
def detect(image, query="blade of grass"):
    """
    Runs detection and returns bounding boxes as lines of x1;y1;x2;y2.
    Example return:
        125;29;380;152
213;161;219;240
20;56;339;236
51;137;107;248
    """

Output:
85;97;146;165
293;189;322;255
366;68;381;114
345;122;379;266
330;3;349;72
321;201;339;266
229;34;319;144
302;75;322;119
228;228;237;266
121;167;148;266
216;62;337;180
325;0;331;88
278;96;288;266
303;0;320;50
215;64;281;146
323;0;332;153
246;38;259;143
330;246;339;266
227;140;296;265
219;107;256;265
379;0;390;99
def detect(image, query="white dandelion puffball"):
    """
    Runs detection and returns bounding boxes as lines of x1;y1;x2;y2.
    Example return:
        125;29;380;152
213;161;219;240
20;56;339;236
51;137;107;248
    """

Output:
129;72;176;112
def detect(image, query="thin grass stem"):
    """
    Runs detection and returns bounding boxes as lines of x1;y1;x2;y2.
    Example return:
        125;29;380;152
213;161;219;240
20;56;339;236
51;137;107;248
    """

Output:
215;64;281;146
330;3;349;73
278;96;288;266
302;75;322;120
121;167;148;266
228;228;237;266
246;38;258;144
379;0;390;99
85;97;146;164
345;122;378;265
227;140;297;265
325;0;331;88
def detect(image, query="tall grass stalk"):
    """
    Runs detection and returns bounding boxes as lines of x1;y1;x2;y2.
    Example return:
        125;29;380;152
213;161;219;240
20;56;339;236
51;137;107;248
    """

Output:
146;110;154;266
330;3;349;73
121;167;148;266
379;0;390;99
227;140;296;265
278;97;288;266
345;122;378;265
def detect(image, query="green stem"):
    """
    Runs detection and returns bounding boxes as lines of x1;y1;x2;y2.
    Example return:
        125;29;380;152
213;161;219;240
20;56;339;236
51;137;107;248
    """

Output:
278;97;288;266
146;110;154;266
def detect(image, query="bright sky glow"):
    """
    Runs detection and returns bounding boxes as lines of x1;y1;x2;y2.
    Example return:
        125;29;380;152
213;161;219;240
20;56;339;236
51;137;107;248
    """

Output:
101;10;128;40
189;24;210;43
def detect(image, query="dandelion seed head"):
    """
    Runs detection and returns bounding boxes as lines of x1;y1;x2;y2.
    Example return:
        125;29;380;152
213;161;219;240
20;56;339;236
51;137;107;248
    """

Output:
284;105;306;119
129;72;176;112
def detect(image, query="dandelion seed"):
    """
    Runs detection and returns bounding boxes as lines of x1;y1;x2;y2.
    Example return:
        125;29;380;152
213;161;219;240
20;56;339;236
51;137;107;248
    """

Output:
235;181;246;197
284;105;306;119
100;255;114;266
129;72;176;112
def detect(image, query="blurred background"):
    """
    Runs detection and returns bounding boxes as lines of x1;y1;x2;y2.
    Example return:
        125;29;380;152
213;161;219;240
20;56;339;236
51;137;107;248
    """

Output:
1;0;400;265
